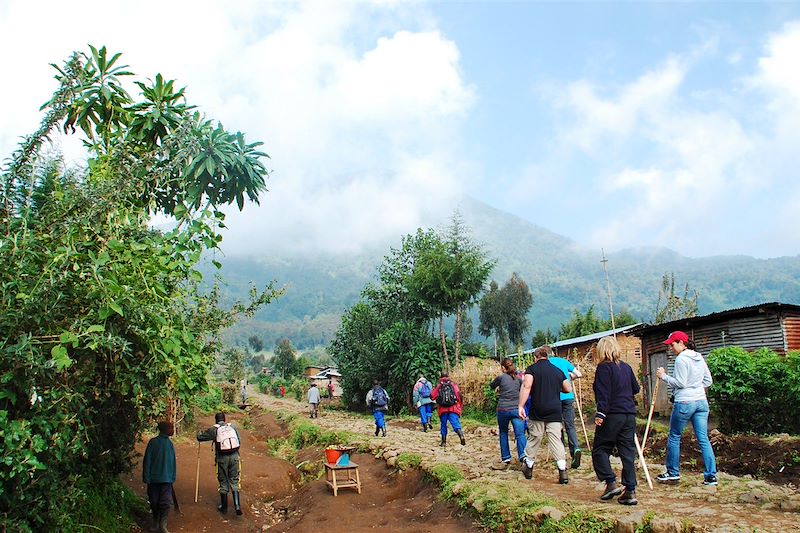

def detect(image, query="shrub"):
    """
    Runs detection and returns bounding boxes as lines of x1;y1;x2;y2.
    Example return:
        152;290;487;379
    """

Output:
707;347;800;434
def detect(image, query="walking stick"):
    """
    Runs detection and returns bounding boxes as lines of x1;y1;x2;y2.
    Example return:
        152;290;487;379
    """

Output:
194;442;200;503
574;380;592;452
634;433;653;490
642;378;660;450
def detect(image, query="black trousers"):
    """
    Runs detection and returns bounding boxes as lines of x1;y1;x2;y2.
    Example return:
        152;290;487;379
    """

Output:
591;413;637;490
147;482;172;516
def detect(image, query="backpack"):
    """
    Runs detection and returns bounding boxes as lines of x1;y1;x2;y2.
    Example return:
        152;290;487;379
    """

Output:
436;381;457;407
215;423;240;452
419;381;432;398
372;387;388;408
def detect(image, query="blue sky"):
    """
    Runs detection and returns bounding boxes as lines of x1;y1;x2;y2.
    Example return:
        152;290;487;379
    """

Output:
2;1;799;258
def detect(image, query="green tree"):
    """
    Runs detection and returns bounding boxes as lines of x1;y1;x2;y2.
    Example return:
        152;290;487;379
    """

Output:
0;46;277;531
502;273;533;349
654;272;699;324
479;280;507;357
557;306;638;340
531;328;555;348
247;334;264;352
221;347;247;383
273;339;299;378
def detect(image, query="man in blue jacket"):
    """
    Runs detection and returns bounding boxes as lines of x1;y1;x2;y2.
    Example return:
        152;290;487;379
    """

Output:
143;421;176;533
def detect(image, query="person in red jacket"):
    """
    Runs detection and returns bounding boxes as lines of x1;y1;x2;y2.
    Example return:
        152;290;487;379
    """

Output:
430;373;466;447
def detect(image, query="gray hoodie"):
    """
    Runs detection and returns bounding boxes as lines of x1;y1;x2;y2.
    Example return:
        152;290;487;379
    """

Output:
660;349;713;402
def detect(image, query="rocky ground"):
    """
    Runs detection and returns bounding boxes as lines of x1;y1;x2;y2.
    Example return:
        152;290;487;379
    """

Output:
257;393;800;533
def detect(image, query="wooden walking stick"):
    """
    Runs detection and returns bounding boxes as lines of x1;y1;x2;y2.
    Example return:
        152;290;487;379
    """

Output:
634;433;653;490
194;442;201;503
642;378;660;450
574;379;592;452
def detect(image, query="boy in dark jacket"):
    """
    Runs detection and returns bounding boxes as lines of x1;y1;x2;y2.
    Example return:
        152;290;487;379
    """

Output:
143;421;176;533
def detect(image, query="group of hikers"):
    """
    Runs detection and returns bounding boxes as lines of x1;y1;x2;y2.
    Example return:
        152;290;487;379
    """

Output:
354;330;718;507
140;330;717;530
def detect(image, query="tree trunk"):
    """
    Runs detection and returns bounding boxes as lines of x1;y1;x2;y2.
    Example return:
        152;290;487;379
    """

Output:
493;334;497;360
454;305;462;367
439;313;449;373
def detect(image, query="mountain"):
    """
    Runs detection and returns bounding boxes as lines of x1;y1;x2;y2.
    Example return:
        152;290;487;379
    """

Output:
214;197;800;349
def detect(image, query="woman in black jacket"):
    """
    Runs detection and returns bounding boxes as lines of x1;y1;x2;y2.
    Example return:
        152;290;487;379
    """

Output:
592;336;640;506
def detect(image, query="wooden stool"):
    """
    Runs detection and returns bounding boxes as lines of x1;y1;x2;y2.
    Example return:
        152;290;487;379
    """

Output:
324;462;361;496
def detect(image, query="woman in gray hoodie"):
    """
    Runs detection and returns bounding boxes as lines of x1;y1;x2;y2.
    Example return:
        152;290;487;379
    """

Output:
656;331;717;486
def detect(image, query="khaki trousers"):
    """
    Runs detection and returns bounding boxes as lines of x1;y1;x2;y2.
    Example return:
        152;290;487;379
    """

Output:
525;420;567;464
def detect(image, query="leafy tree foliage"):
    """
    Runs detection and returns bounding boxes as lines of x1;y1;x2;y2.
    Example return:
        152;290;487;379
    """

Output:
531;328;556;349
557;305;638;340
479;273;533;356
247;334;265;352
654;272;699;324
272;338;299;378
0;47;276;531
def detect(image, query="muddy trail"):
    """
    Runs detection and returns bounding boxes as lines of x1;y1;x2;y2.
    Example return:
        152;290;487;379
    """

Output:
254;394;800;533
123;404;480;532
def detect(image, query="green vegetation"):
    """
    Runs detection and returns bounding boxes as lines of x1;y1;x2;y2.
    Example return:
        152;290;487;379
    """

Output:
0;46;276;531
707;347;800;434
479;273;533;356
394;452;423;470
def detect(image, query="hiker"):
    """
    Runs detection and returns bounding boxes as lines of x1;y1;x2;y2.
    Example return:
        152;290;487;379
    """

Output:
307;382;321;418
517;346;572;484
327;380;335;399
142;421;176;533
279;385;286;398
366;380;390;437
591;336;640;506
196;413;243;516
549;353;584;468
489;358;527;470
240;379;247;405
656;331;718;486
412;376;435;432
431;373;466;447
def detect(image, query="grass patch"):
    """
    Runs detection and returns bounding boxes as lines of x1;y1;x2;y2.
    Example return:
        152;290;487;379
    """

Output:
634;511;655;533
72;476;148;533
395;453;423;470
427;463;465;493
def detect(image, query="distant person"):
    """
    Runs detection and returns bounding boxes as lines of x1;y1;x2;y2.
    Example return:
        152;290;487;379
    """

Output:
307;383;321;418
431;373;466;447
142;421;176;533
279;385;286;398
549;354;584;468
366;381;390;437
656;331;717;486
591;336;640;506
412;376;435;432
489;358;527;470
240;379;247;405
327;380;335;399
197;413;243;515
518;346;571;484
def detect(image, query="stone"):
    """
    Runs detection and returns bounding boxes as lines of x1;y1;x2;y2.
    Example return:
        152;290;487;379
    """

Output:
386;456;397;467
614;516;638;533
650;518;681;533
383;450;399;459
779;498;800;512
535;506;564;523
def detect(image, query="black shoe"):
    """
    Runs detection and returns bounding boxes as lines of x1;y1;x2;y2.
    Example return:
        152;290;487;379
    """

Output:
703;475;718;486
571;449;582;469
375;426;380;436
656;472;680;484
456;430;466;446
558;469;569;484
218;493;228;514
422;424;428;432
618;489;638;506
521;460;533;479
439;436;446;447
232;491;242;516
600;481;623;501
428;423;433;430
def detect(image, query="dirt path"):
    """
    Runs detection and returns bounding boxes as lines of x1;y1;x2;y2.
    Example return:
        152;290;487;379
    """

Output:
254;394;800;532
123;403;481;532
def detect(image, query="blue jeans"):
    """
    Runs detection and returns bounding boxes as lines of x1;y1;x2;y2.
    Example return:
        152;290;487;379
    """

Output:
440;412;461;437
497;409;527;461
373;410;386;429
666;400;716;478
419;403;433;426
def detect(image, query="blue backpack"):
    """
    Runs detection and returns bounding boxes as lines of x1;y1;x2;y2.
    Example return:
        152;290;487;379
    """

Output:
373;387;388;407
419;381;432;398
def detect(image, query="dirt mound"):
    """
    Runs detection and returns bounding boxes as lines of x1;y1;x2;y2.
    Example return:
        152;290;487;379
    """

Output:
269;453;481;533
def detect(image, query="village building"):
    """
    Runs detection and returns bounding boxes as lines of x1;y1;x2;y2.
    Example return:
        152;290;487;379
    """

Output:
634;302;800;416
307;366;342;397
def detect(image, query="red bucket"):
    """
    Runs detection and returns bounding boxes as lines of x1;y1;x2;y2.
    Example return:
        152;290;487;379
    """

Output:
325;447;343;464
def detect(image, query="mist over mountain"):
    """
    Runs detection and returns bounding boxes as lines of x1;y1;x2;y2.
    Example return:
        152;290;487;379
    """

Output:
214;197;800;349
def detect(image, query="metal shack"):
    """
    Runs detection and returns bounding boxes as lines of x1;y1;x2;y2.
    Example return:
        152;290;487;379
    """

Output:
634;302;800;415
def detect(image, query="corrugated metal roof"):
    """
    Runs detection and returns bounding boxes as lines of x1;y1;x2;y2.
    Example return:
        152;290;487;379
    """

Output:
633;302;800;336
514;323;643;356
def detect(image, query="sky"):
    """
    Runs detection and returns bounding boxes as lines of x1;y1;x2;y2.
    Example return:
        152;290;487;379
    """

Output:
2;1;800;259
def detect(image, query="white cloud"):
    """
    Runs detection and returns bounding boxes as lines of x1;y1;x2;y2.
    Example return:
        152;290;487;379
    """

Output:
0;0;474;256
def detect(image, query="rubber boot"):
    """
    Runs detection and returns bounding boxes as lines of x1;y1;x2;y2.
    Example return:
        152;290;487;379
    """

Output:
374;425;380;436
439;436;446;447
232;491;243;516
158;508;170;533
381;426;387;437
218;493;228;514
456;429;466;446
422;423;427;432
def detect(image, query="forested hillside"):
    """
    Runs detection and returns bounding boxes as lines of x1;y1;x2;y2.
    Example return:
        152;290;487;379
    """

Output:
219;198;800;349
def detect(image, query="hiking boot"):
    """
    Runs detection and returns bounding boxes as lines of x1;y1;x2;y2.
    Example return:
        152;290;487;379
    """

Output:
456;429;466;446
703;475;718;486
218;493;228;514
558;469;569;484
490;461;511;471
656;472;680;484
571;449;582;469
374;426;380;437
618;489;638;506
600;481;623;501
521;460;533;479
232;491;243;516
